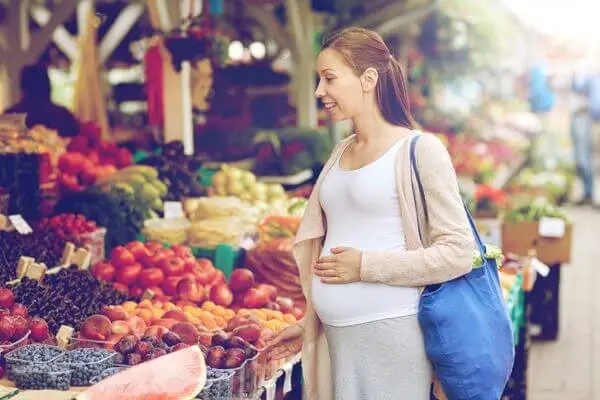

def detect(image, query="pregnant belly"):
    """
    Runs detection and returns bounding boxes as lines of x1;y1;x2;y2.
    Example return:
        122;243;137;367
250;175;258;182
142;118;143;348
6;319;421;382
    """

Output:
311;275;418;327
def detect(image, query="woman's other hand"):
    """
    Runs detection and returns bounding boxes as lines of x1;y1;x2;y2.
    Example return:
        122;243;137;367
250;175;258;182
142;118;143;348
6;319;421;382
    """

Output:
265;324;304;360
314;247;362;284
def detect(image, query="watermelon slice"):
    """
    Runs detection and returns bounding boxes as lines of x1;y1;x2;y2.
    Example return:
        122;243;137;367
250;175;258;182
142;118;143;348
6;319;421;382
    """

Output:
77;346;206;400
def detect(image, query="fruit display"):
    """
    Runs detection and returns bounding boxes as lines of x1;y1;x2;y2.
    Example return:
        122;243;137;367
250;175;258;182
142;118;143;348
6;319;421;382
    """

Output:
183;196;261;222
257;215;301;242
137;140;207;201
111;332;191;366
199;368;234;400
246;239;305;304
0;294;51;345
91;241;224;300
12;361;71;390
0;125;67;157
210;165;287;207
96;165;167;214
187;216;258;249
44;266;132;317
38;213;100;247
57;152;118;193
68;123;132;167
0;230;67;282
11;274;128;335
56;348;118;386
5;344;64;379
52;187;147;254
76;345;207;400
504;197;568;222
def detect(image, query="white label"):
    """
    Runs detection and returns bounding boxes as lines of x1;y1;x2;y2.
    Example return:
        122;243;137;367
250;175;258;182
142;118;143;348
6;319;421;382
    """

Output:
164;201;184;219
538;217;566;238
9;215;32;234
531;257;550;278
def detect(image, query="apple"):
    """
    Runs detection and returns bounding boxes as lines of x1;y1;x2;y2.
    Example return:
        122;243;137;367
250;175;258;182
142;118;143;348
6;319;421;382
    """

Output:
29;317;49;342
159;258;185;277
229;269;255;293
0;288;15;309
11;303;28;319
256;284;278;302
115;263;143;286
0;316;14;341
242;288;269;309
172;244;193;258
162;276;183;296
145;242;163;253
210;284;233;307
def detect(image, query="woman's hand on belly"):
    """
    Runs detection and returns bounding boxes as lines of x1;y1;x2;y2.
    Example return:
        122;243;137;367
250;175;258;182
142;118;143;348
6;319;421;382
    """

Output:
314;246;362;284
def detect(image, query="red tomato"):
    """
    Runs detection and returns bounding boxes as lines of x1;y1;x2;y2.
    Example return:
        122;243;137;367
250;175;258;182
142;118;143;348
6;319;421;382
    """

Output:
192;266;213;285
92;262;115;282
145;242;163;253
110;246;135;268
127;241;151;263
145;252;167;269
161;276;183;296
139;267;165;288
115;263;143;286
159;258;185;277
211;269;226;287
242;288;269;309
196;258;214;270
183;258;197;273
229;268;255;293
172;244;193;259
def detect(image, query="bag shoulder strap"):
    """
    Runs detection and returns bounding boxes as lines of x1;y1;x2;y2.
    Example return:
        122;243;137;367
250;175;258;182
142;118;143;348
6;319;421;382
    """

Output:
409;135;486;255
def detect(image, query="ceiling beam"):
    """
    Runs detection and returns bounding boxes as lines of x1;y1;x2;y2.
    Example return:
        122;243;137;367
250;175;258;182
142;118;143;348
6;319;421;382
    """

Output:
352;0;440;36
30;5;78;61
99;2;145;64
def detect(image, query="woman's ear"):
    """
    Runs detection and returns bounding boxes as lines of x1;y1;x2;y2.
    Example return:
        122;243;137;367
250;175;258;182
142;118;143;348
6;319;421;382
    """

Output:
361;68;379;92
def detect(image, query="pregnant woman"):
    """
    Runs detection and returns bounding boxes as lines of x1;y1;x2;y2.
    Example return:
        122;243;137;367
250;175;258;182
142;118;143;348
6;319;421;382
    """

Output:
266;27;474;400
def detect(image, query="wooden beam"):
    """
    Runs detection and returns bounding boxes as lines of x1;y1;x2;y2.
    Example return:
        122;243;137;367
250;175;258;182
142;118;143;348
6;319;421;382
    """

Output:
376;0;439;37
30;6;79;61
351;0;439;34
19;0;31;52
146;0;176;31
99;2;145;64
78;0;94;34
25;0;79;64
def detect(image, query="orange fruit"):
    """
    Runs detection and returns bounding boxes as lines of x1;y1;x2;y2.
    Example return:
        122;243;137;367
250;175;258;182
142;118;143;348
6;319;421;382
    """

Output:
212;306;227;317
213;315;226;328
201;301;216;312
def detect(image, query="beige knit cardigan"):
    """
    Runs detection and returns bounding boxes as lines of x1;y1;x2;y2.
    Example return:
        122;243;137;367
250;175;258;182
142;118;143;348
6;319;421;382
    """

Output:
292;132;475;400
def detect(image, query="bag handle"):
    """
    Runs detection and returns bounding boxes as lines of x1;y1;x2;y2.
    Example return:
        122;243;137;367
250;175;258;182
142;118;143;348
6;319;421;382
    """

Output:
409;135;485;256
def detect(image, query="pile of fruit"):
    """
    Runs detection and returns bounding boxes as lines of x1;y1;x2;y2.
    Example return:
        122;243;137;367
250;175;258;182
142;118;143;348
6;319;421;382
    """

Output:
66;122;133;169
0;125;67;156
137;140;207;201
211;166;287;208
96;165;167;215
37;213;100;246
0;230;67;282
0;288;51;346
112;332;191;366
91;241;225;300
57;152;117;193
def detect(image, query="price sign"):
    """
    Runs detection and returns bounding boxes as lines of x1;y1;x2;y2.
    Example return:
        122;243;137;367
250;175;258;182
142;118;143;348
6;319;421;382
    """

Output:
538;217;566;238
9;215;32;234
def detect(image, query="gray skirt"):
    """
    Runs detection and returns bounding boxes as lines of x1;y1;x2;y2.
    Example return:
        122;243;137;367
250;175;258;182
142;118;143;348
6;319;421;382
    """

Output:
323;314;432;400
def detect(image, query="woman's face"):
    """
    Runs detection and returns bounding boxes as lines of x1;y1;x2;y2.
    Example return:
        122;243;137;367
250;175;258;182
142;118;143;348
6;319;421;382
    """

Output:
315;48;365;122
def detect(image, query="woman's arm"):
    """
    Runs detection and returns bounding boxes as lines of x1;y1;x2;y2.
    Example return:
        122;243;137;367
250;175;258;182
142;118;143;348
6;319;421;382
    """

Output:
360;134;475;286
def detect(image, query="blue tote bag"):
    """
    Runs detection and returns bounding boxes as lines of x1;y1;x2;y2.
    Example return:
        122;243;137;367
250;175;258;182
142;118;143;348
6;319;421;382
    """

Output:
410;135;514;400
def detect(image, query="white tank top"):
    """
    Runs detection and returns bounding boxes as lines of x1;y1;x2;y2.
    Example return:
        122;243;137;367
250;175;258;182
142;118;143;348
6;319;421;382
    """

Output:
312;136;419;327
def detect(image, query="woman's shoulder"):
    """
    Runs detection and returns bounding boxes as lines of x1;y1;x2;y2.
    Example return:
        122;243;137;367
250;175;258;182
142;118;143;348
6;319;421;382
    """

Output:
413;132;450;161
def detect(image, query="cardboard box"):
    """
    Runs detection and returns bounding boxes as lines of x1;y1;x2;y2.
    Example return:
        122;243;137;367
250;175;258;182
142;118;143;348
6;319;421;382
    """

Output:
502;221;572;264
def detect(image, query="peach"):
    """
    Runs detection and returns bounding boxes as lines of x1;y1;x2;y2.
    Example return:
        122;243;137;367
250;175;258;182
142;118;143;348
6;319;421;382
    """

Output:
153;318;178;330
81;315;112;341
102;305;129;322
163;310;188;322
144;325;169;338
127;316;147;335
111;320;132;336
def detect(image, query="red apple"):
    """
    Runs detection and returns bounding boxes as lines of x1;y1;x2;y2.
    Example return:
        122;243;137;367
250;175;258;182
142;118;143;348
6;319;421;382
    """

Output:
115;263;143;286
81;315;112;341
177;278;205;303
159;258;185;277
162;276;183;296
0;316;14;341
242;288;269;309
145;242;163;253
29;317;49;342
210;284;233;307
0;288;15;309
172;244;193;258
229;269;255;293
11;316;28;341
256;284;278;302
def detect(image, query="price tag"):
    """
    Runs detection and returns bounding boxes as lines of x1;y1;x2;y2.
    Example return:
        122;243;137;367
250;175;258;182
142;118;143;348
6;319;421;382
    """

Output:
26;263;47;282
56;325;74;348
164;201;184;219
8;215;32;234
531;257;550;278
538;217;566;238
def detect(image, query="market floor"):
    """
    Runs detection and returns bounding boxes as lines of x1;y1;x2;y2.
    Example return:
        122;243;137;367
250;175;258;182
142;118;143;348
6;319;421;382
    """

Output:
528;206;600;399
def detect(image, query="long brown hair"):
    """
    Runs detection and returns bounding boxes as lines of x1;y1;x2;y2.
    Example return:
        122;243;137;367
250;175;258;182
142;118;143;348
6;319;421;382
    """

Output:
322;27;416;128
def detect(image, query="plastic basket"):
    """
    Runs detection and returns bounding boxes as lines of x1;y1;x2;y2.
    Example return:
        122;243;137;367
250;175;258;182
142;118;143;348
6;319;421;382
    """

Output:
12;364;71;391
0;331;30;356
5;343;64;380
55;348;118;386
80;227;107;266
198;368;235;400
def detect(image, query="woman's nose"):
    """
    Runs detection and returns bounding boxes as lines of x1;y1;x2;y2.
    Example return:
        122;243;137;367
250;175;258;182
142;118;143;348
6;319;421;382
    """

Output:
315;81;325;98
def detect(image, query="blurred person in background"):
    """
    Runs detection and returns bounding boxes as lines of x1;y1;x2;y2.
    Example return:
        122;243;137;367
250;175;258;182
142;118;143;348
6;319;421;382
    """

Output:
571;69;600;207
3;64;80;137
